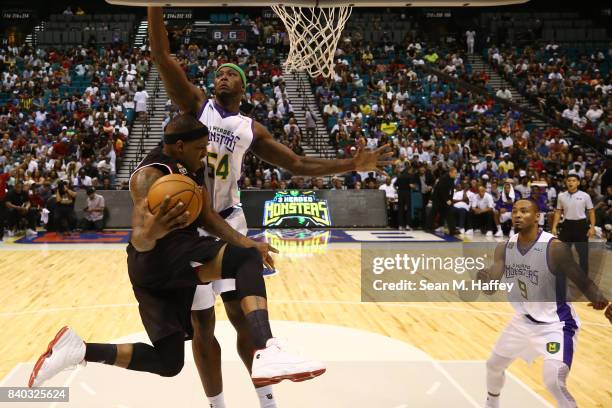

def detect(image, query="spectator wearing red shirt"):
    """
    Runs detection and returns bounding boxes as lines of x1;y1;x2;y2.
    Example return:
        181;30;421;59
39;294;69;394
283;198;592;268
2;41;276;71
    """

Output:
528;153;545;173
51;137;70;158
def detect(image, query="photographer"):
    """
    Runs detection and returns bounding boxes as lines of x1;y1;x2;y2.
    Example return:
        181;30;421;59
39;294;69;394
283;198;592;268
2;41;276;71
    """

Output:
54;181;77;235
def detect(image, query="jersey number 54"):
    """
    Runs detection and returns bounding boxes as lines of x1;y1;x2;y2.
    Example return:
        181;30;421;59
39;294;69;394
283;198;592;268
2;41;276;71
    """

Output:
207;153;230;180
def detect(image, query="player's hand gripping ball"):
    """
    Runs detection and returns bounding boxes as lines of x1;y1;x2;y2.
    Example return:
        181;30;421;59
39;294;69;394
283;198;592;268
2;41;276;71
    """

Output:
147;174;202;226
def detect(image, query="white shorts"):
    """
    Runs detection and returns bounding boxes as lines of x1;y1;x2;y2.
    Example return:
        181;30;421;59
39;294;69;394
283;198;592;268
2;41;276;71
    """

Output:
492;314;579;367
191;206;247;311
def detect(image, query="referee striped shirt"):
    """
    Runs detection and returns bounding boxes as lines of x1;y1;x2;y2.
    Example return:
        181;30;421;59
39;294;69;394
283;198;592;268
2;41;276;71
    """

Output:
556;190;593;220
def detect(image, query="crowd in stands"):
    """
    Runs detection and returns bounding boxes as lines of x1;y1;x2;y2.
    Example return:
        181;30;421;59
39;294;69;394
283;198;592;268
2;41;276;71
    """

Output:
235;36;610;243
486;43;611;140
1;10;610;244
0;42;149;237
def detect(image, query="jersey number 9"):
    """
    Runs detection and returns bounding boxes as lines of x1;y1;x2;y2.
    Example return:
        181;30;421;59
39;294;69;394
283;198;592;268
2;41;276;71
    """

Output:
518;279;528;299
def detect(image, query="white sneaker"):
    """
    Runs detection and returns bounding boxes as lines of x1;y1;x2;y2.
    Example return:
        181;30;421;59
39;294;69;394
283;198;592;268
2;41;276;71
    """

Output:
404;226;412;231
251;338;326;386
459;228;465;234
28;327;86;387
465;229;474;235
7;230;15;237
26;229;37;238
486;231;493;237
494;230;503;237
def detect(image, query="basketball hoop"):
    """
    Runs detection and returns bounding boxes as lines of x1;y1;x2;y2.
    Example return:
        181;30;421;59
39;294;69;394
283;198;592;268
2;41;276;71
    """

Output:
271;4;352;79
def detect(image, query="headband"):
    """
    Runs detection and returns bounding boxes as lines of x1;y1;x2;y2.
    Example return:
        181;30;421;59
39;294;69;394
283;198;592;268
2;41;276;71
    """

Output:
163;126;209;144
217;63;247;88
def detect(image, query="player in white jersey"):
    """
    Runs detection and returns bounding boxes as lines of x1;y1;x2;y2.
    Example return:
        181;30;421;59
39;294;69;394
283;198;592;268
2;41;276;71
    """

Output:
148;7;392;408
477;199;611;408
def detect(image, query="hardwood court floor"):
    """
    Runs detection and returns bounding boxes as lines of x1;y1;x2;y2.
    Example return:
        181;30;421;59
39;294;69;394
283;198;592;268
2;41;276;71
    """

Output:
0;246;610;407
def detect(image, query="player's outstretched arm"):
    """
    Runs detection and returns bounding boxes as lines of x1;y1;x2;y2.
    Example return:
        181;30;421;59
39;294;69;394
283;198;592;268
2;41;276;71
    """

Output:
129;167;190;252
148;7;205;116
251;122;393;176
198;185;277;269
548;239;609;308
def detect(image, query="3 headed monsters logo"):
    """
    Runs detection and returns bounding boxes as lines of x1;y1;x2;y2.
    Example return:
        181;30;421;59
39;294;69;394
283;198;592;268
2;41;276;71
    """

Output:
263;190;331;227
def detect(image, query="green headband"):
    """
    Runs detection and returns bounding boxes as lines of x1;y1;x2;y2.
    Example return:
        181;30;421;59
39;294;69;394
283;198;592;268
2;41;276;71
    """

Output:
217;63;247;88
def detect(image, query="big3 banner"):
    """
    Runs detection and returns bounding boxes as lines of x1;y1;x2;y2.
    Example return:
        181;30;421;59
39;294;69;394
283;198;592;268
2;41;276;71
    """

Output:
263;190;331;227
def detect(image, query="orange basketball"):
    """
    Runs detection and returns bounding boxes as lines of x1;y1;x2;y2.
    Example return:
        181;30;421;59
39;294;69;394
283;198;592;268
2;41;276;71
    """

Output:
147;174;202;226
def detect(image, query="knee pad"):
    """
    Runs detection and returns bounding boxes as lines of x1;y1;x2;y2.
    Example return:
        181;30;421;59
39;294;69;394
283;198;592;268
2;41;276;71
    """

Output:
153;333;185;377
129;342;184;377
221;246;262;279
158;359;184;377
221;245;266;299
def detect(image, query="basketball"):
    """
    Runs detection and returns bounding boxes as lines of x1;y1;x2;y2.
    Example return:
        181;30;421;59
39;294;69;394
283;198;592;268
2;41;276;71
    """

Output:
147;174;202;226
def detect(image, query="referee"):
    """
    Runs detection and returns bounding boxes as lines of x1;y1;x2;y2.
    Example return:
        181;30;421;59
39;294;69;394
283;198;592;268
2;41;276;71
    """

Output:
551;174;595;275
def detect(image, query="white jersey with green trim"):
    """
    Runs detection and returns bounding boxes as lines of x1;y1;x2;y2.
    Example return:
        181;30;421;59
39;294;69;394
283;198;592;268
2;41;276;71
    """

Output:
198;99;255;212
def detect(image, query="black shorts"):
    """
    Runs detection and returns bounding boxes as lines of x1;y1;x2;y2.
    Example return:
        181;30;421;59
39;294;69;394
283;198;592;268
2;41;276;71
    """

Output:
127;229;226;342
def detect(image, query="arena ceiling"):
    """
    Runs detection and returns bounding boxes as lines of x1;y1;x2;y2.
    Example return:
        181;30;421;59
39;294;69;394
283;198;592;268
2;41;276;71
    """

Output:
106;1;530;8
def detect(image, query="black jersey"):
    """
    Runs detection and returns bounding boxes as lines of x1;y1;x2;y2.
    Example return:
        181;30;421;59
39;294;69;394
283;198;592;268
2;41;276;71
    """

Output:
126;146;225;342
129;146;205;231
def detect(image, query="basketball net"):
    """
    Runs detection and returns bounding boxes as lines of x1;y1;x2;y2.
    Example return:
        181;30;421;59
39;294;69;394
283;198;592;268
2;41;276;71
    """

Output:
271;4;352;78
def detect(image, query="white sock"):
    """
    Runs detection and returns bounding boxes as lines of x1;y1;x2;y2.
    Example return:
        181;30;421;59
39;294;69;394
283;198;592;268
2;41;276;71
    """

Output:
208;392;226;408
256;385;277;408
485;394;500;408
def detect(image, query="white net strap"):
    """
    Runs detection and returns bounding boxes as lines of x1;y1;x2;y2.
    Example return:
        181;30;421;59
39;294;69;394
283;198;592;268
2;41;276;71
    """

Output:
271;5;352;78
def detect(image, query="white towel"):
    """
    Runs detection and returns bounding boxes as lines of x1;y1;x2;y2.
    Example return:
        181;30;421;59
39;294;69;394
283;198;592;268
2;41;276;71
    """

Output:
41;208;50;225
502;185;515;202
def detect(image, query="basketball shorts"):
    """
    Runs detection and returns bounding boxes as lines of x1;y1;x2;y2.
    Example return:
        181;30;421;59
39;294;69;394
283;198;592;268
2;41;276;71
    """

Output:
191;206;247;310
127;229;226;342
492;314;579;367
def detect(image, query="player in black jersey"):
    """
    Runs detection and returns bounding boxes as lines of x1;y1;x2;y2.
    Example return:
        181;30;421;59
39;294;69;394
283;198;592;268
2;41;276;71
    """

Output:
28;114;325;389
